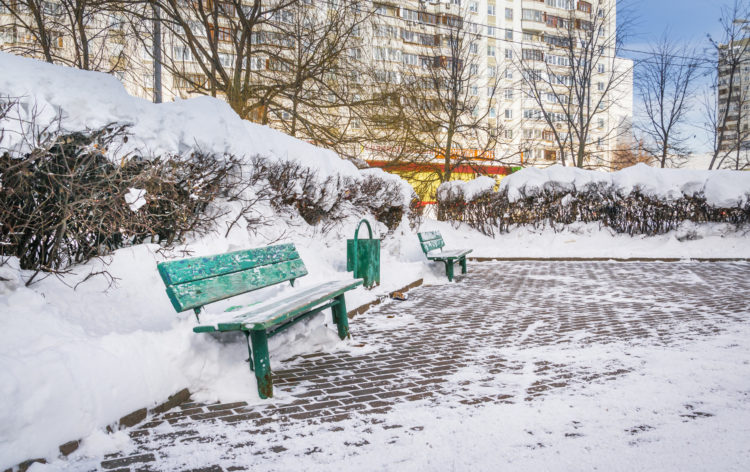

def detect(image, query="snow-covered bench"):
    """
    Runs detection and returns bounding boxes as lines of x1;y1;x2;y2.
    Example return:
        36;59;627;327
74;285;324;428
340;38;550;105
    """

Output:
157;243;362;399
417;231;472;282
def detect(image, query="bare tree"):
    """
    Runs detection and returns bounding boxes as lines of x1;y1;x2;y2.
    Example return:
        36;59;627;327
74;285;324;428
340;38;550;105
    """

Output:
255;0;371;156
0;0;130;72
512;0;632;168
362;7;516;200
146;0;300;120
637;34;700;168
707;0;750;170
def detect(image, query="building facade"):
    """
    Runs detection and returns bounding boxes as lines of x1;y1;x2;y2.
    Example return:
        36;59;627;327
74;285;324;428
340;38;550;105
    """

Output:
1;0;634;198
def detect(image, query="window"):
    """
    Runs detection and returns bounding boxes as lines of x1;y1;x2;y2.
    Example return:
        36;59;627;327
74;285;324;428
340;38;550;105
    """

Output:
505;8;513;20
208;25;232;42
505;109;513;119
218;52;234;68
504;88;514;99
505;129;513;139
523;49;544;61
505;69;513;79
597;82;604;91
505;29;513;40
487;26;495;37
490;108;497;118
471;85;478;96
505;49;513;59
597;63;605;73
249;57;265;70
488;4;496;16
487;86;496;97
173;45;193;62
487;45;496;57
470;64;478;74
488;66;496;77
401;8;419;21
470;42;478;54
403;53;418;66
469;2;478;13
522;9;543;22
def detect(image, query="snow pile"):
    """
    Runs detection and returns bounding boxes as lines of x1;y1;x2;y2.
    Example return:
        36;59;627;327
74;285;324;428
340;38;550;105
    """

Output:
0;52;353;179
436;176;496;202
501;164;750;207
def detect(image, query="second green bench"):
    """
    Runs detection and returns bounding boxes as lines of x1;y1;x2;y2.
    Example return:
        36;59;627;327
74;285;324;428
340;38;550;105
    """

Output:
417;231;472;282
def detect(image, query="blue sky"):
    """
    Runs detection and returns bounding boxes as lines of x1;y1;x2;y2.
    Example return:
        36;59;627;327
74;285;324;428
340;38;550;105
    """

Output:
617;0;741;155
620;0;733;50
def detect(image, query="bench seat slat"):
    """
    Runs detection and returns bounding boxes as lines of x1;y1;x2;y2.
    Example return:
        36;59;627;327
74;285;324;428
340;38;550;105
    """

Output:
194;279;364;332
166;259;308;312
426;249;473;260
157;243;300;285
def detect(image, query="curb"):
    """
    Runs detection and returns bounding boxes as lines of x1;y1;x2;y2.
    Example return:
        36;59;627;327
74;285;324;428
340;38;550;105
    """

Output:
348;278;424;319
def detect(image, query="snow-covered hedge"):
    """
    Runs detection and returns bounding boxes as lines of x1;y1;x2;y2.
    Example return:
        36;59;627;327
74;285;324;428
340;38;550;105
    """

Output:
0;53;420;280
438;165;750;236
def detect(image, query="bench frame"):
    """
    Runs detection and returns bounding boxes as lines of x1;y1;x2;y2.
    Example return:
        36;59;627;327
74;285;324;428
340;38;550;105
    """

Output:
157;243;362;398
417;231;472;282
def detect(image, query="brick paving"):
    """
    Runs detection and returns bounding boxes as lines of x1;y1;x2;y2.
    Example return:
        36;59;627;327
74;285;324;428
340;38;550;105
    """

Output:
69;261;749;471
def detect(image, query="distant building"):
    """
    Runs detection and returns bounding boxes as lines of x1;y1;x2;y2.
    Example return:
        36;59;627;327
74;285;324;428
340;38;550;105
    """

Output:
0;0;634;199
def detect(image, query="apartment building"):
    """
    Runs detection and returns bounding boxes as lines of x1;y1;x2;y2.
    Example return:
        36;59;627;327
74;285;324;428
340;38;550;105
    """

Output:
717;36;750;156
0;0;633;178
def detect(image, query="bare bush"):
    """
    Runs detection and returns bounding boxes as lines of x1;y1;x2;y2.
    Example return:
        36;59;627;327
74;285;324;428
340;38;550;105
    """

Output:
0;125;240;284
437;184;750;237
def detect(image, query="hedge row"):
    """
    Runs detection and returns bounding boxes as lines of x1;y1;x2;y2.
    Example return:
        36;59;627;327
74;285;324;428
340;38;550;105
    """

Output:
437;182;750;237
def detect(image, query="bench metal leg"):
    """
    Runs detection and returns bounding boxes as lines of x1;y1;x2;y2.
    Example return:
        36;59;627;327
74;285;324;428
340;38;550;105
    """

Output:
444;261;454;282
331;294;350;340
460;257;467;274
249;329;273;399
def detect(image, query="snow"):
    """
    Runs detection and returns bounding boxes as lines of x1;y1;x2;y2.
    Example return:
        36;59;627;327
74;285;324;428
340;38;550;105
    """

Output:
1;52;750;470
124;188;147;212
499;164;750;207
422;219;750;259
0;52;358;179
437;175;496;201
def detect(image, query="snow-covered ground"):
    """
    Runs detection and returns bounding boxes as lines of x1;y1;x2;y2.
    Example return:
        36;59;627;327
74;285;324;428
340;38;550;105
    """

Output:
427;220;750;259
2;52;750;470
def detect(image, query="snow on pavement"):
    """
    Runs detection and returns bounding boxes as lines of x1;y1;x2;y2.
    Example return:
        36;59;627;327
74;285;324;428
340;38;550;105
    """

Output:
40;260;750;472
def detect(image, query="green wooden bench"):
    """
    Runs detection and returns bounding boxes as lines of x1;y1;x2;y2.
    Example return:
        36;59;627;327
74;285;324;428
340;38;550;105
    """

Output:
157;243;362;399
417;231;472;282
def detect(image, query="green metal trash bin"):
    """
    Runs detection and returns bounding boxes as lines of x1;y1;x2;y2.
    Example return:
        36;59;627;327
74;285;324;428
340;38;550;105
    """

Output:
346;219;380;289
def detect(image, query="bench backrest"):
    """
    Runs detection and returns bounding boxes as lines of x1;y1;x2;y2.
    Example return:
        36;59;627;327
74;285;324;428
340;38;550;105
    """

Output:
417;231;445;254
157;243;308;313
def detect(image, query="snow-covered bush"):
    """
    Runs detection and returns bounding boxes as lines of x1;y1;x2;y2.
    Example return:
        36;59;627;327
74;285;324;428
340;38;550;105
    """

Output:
0;121;420;284
437;166;750;236
0;125;240;282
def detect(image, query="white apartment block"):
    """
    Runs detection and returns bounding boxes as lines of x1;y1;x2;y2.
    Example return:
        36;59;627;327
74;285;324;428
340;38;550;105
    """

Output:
717;37;750;155
0;0;633;170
